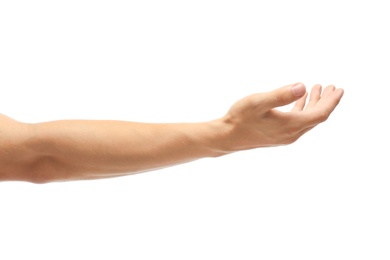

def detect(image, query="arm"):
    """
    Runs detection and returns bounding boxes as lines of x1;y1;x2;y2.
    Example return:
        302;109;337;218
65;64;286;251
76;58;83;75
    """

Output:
0;83;343;184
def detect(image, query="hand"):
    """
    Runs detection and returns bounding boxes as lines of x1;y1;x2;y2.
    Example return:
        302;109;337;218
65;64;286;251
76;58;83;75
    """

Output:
219;83;344;152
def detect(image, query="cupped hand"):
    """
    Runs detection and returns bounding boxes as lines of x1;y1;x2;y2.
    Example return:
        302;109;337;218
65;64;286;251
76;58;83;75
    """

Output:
220;83;344;151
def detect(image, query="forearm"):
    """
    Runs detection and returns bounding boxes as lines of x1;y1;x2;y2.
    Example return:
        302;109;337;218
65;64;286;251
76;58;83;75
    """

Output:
27;119;229;183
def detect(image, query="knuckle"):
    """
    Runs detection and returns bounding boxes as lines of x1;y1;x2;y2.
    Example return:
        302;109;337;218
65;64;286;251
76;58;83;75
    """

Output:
281;129;299;145
246;94;263;107
288;136;300;144
281;136;298;145
318;111;330;123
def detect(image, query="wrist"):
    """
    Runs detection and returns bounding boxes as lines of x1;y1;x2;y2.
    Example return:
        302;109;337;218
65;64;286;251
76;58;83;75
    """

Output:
194;118;235;157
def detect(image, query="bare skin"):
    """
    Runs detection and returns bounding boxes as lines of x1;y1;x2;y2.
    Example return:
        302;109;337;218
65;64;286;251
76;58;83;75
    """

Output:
0;83;344;184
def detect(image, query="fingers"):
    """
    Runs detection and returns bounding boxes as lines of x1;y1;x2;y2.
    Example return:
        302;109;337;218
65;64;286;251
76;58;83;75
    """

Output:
293;88;342;137
291;92;308;112
305;84;322;109
285;85;344;134
316;87;344;116
291;84;329;112
300;87;344;126
321;85;336;98
294;84;342;112
260;82;307;112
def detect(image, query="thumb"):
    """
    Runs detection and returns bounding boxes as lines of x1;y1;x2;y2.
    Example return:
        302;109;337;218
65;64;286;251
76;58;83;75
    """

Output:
261;83;306;110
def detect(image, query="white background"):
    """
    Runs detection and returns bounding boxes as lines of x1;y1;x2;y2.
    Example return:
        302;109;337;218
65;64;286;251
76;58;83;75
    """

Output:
1;1;389;259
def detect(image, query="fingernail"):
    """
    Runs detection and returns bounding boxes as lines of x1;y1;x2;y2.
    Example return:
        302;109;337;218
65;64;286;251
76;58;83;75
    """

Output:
291;83;306;97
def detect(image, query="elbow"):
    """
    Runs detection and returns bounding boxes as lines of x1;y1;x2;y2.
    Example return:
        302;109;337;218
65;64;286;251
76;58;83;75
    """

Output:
26;156;63;184
0;160;54;185
0;156;62;184
0;119;59;184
